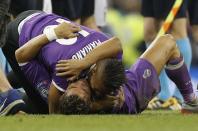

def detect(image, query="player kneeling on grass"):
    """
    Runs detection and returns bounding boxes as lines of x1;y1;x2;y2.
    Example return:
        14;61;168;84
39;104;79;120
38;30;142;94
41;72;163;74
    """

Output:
3;10;125;114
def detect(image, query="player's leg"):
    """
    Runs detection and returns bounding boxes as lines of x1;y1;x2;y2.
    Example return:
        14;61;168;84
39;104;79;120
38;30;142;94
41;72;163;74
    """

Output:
141;35;193;99
0;67;12;92
144;18;172;109
171;18;192;69
144;0;190;108
0;49;26;116
141;0;158;43
143;18;159;44
144;18;172;108
170;17;192;102
2;10;48;114
188;0;198;43
130;35;178;112
0;48;12;92
140;35;180;75
162;0;190;106
80;0;100;31
191;26;198;43
0;0;27;115
141;35;198;113
0;67;26;115
141;0;173;109
176;0;198;113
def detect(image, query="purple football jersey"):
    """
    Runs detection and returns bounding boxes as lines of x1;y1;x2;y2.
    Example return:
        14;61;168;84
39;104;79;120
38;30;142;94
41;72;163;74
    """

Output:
18;12;113;92
20;60;51;102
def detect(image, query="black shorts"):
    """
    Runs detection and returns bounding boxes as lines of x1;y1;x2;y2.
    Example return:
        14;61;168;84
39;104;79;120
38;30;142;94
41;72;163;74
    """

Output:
51;0;94;20
2;10;48;114
141;0;187;19
188;0;198;25
10;0;43;17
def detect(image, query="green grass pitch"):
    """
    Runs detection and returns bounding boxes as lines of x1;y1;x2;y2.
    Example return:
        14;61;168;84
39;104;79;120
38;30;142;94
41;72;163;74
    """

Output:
0;110;198;131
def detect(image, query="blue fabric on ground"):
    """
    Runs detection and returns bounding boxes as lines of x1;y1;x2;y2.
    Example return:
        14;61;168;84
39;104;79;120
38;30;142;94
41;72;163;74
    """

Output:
0;48;11;74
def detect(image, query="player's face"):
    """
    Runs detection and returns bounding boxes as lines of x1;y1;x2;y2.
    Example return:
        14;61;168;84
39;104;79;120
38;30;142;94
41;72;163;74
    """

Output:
88;64;106;98
66;80;91;104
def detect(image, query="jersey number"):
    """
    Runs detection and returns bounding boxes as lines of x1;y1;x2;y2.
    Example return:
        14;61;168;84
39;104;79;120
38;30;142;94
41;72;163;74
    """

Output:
43;18;90;45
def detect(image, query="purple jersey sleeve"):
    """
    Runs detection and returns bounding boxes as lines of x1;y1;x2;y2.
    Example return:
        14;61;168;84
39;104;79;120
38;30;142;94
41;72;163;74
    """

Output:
51;65;68;92
20;60;51;102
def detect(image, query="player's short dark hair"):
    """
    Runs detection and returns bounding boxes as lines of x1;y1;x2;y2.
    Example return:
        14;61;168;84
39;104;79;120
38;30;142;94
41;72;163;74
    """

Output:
99;58;126;92
59;94;90;115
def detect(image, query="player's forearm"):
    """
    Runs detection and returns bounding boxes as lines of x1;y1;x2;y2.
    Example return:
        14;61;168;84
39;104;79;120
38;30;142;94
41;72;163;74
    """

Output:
49;101;59;114
15;34;49;63
83;37;122;67
48;83;61;114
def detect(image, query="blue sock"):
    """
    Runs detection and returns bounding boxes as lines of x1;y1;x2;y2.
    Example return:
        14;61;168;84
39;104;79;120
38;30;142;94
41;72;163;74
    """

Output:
0;49;12;74
158;70;172;101
176;37;192;69
172;37;192;101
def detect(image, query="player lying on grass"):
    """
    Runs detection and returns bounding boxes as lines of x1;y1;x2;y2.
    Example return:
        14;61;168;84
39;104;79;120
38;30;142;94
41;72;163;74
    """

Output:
56;34;198;114
4;10;198;114
3;10;125;114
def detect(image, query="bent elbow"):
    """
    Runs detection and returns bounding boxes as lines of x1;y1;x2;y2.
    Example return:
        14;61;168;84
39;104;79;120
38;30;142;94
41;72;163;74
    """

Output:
15;49;25;63
113;37;123;54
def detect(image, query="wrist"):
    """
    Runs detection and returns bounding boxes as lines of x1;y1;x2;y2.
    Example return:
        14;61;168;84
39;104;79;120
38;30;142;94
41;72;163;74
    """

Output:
81;58;91;69
82;57;95;69
44;27;58;41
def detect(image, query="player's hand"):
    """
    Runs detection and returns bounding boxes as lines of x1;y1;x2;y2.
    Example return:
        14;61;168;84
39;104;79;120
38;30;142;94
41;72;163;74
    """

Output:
56;59;88;81
54;22;81;39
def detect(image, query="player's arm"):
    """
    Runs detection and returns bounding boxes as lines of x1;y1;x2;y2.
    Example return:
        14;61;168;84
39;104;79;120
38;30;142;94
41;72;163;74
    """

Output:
82;36;123;66
48;83;62;114
15;34;49;63
15;22;81;63
56;37;123;79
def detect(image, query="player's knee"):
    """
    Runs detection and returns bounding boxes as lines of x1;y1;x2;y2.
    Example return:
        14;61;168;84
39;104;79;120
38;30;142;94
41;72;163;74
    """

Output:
158;34;177;49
